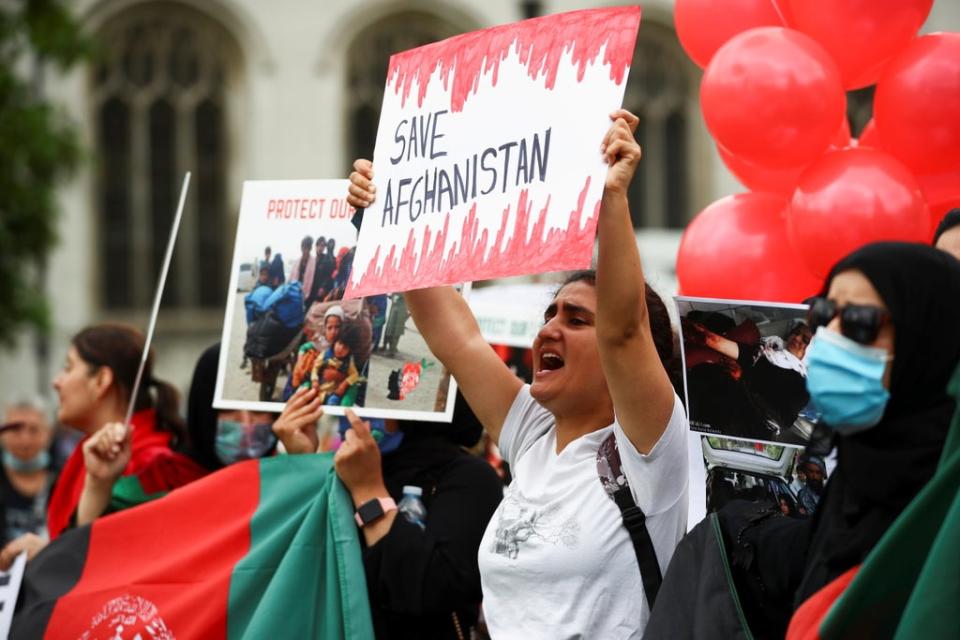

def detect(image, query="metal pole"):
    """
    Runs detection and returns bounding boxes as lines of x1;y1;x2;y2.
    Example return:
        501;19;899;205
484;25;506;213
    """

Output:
123;172;191;428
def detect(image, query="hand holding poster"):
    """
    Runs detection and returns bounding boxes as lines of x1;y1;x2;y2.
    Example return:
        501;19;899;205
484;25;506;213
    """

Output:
346;7;641;298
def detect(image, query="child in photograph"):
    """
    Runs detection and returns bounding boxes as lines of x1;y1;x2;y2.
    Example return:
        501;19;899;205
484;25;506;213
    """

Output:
291;306;345;390
311;323;364;405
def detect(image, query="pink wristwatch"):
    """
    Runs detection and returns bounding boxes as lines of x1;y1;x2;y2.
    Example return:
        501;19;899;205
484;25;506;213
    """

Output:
355;497;397;527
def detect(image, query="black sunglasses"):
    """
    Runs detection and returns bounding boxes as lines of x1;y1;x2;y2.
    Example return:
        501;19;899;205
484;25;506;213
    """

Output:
805;297;890;345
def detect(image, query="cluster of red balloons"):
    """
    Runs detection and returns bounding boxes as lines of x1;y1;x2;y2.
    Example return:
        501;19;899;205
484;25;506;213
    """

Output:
675;0;960;302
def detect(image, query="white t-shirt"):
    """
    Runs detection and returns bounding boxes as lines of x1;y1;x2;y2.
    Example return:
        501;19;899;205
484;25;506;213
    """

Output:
478;386;689;639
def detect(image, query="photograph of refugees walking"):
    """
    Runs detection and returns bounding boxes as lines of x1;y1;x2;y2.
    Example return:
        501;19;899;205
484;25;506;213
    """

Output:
215;180;458;420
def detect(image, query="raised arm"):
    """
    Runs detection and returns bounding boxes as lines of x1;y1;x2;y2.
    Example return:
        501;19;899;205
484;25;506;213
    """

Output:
595;111;678;454
347;160;522;443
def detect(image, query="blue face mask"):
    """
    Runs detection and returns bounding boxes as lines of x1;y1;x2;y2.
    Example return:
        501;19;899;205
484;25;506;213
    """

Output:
337;417;404;454
2;450;49;473
214;419;277;465
805;327;893;434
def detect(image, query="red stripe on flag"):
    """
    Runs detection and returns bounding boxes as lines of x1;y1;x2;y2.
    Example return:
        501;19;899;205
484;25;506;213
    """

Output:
786;565;860;640
44;460;261;639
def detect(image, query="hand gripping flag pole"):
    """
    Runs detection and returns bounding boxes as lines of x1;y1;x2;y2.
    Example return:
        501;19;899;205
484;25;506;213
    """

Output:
122;172;191;430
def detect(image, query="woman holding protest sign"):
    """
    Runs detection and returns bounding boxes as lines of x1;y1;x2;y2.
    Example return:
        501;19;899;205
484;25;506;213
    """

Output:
347;109;688;637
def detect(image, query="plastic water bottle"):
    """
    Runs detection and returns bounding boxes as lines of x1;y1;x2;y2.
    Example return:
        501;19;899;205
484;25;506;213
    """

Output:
397;485;427;530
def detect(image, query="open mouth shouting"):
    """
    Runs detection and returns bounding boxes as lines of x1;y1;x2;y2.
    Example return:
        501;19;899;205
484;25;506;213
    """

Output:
537;350;565;376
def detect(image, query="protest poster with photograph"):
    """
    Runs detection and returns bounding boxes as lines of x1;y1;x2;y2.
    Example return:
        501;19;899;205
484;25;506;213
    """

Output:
345;7;642;299
214;180;460;421
677;296;818;446
677;296;832;521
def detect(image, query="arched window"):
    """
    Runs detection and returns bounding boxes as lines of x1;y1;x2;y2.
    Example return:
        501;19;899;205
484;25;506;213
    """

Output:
622;22;700;229
346;11;466;166
91;3;241;310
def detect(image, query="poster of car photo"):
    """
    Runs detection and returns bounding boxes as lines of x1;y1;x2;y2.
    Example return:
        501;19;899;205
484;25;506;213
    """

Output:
214;179;460;422
677;296;819;447
701;435;830;519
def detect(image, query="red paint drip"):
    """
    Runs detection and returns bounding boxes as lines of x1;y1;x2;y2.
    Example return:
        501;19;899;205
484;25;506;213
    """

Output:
346;177;599;298
387;6;641;112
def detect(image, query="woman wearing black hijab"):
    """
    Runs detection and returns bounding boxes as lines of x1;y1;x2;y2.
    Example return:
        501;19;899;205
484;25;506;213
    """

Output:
794;242;960;605
645;242;960;639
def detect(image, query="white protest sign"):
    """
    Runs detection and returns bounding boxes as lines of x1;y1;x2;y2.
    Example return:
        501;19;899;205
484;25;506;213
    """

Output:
0;551;27;638
468;283;553;348
346;7;641;298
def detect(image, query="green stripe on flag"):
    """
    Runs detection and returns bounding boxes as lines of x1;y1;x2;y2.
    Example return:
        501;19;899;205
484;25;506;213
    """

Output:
227;453;373;639
109;474;168;512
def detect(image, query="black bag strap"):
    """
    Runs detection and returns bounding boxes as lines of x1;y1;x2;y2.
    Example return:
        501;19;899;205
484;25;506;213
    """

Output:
597;432;662;607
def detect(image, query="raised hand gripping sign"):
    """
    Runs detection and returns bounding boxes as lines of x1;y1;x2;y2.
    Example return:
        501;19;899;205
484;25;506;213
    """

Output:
346;7;641;298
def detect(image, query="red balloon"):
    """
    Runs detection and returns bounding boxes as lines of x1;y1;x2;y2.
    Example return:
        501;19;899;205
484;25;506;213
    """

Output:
875;33;960;175
675;0;782;69
917;167;960;209
701;27;846;168
769;0;794;24
856;118;880;149
917;167;960;237
784;0;932;89
787;148;929;279
718;120;850;194
830;118;852;149
717;144;805;195
677;193;822;302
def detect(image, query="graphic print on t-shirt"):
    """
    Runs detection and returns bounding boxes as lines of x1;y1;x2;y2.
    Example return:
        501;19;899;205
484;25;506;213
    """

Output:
490;483;580;560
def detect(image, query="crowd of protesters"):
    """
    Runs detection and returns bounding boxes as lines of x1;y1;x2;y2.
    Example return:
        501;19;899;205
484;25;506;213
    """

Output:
1;107;959;638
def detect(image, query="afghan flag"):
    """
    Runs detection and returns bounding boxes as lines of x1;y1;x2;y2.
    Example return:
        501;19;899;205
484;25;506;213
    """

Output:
13;454;374;639
788;363;960;640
